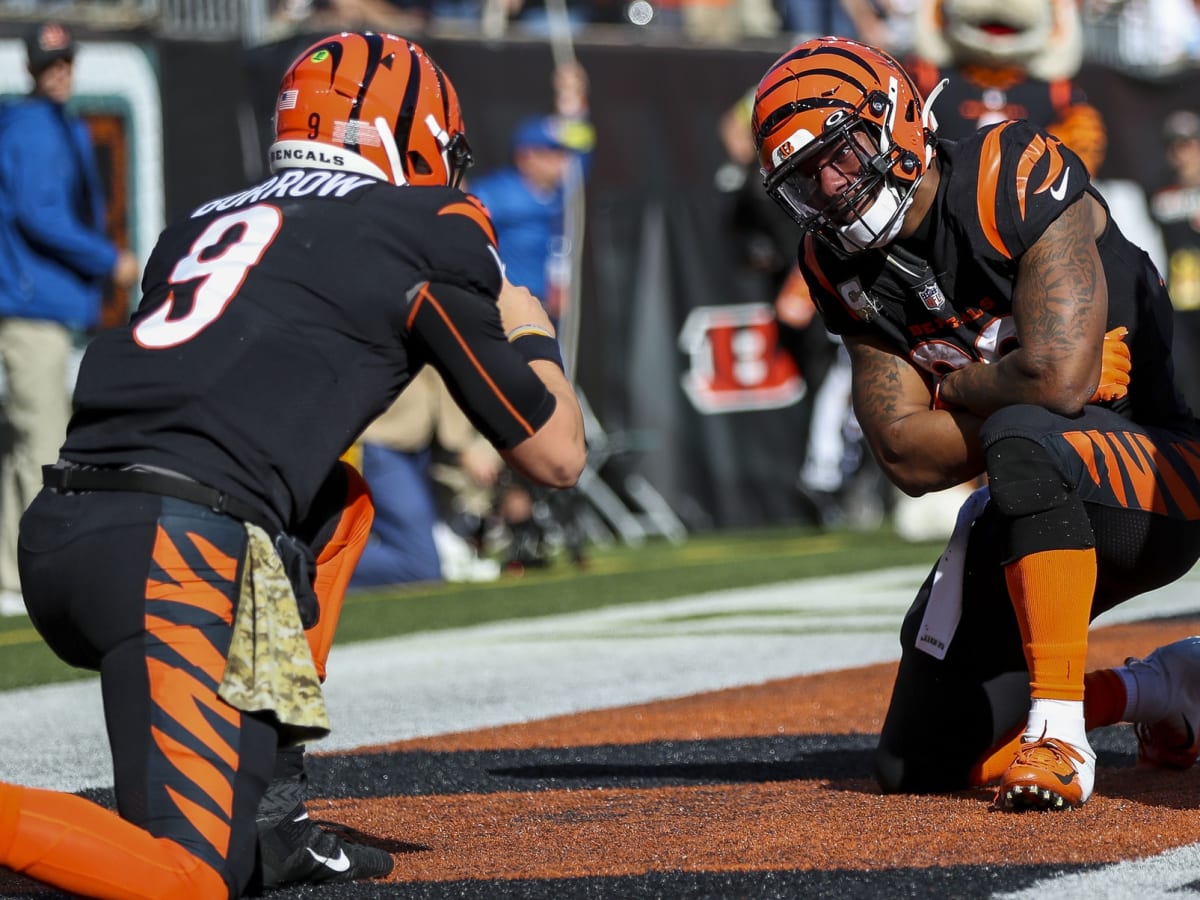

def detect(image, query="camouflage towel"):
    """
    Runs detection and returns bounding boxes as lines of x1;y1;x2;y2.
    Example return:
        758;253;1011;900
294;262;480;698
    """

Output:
218;523;331;746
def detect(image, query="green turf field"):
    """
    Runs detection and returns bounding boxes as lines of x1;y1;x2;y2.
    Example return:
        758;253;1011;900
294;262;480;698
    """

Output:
0;526;941;692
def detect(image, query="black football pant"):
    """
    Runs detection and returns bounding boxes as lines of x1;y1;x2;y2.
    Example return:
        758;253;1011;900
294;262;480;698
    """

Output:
876;404;1200;792
18;489;277;896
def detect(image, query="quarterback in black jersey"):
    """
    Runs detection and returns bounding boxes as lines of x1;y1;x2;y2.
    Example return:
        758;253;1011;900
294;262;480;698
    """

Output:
754;38;1200;811
0;33;584;899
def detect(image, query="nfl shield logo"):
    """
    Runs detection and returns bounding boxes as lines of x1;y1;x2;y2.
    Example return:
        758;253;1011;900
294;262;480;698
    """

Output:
918;280;946;311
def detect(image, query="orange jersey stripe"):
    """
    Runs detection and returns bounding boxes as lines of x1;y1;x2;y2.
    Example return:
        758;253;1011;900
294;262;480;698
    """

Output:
1093;432;1129;507
439;196;498;247
1174;439;1200;478
977;122;1012;259
407;284;537;437
152;725;235;821
1066;429;1128;506
1032;137;1066;200
1014;132;1044;222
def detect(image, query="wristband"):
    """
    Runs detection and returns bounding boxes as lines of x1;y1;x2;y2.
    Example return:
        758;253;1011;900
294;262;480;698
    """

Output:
510;331;565;371
932;376;958;411
506;323;555;341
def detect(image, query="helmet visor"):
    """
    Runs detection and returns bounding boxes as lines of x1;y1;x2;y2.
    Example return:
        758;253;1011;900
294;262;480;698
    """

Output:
766;124;885;230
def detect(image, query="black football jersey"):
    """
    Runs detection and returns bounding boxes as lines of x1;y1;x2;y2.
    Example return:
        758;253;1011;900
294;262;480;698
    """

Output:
801;119;1191;427
64;168;557;527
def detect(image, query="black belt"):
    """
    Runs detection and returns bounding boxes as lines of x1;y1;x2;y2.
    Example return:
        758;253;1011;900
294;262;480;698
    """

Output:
42;464;279;533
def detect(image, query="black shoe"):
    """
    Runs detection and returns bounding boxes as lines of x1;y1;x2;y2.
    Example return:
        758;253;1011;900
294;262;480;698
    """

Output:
258;803;394;887
503;520;550;571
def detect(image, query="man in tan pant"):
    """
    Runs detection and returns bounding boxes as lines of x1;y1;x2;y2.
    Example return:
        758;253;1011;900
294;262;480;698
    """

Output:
0;22;139;614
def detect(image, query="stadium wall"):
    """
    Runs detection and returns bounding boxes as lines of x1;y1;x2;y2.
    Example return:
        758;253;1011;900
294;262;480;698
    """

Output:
2;27;1195;530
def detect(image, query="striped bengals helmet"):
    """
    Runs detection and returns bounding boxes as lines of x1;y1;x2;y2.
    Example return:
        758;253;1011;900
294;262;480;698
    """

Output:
752;37;939;250
270;32;472;188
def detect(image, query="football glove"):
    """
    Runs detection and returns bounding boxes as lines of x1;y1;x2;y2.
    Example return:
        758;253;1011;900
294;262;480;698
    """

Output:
1089;326;1130;404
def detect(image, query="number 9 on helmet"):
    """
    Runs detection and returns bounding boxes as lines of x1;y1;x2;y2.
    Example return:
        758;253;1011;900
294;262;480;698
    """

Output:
270;31;473;188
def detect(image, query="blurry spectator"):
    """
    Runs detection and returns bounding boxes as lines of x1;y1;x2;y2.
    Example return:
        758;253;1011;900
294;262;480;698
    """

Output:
681;0;779;43
0;22;138;616
270;0;432;34
777;0;913;51
507;0;592;34
1079;0;1200;75
349;367;502;588
1150;109;1200;412
470;62;593;569
777;0;856;36
470;62;593;327
717;89;881;529
716;88;797;300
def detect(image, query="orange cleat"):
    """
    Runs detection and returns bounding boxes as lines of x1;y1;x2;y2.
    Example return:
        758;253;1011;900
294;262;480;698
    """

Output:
997;736;1095;811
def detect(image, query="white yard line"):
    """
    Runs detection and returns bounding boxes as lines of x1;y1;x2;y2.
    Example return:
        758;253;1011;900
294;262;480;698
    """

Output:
4;563;1200;899
3;563;1200;792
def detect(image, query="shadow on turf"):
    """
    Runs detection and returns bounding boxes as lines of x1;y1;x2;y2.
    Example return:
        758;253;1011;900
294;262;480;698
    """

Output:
314;817;431;855
487;746;877;786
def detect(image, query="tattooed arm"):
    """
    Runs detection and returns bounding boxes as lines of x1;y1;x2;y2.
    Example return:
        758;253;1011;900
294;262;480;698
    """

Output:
846;334;985;496
937;193;1109;418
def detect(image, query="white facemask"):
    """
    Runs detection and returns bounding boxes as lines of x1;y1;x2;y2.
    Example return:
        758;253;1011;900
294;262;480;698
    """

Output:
836;179;916;252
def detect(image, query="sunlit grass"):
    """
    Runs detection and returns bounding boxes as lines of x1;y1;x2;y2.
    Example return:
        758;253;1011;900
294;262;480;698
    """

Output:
0;525;940;691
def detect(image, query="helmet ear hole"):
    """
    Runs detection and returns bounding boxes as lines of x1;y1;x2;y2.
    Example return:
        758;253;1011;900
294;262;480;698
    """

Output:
408;152;433;177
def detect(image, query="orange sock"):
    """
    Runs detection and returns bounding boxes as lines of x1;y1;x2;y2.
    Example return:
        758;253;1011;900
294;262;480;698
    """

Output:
0;782;227;900
1084;667;1128;729
1004;547;1097;701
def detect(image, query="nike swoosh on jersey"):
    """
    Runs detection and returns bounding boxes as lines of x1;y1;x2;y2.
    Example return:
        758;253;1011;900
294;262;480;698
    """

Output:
307;847;351;873
1049;167;1071;202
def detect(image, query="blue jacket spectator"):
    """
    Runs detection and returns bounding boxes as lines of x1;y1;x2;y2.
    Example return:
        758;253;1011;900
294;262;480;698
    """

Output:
0;22;138;617
468;63;593;323
470;114;593;316
0;92;118;329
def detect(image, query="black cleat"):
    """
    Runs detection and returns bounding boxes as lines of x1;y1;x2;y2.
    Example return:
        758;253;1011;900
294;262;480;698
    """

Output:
258;803;394;887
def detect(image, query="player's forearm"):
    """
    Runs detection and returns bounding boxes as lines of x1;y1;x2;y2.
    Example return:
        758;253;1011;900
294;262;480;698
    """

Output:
867;407;986;497
939;351;1093;419
501;361;585;488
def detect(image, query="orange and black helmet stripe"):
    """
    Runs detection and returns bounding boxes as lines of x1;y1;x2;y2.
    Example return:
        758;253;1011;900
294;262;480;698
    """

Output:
754;42;882;149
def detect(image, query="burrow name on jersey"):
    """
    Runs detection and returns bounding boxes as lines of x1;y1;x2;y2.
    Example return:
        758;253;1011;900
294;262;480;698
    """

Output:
192;169;374;218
